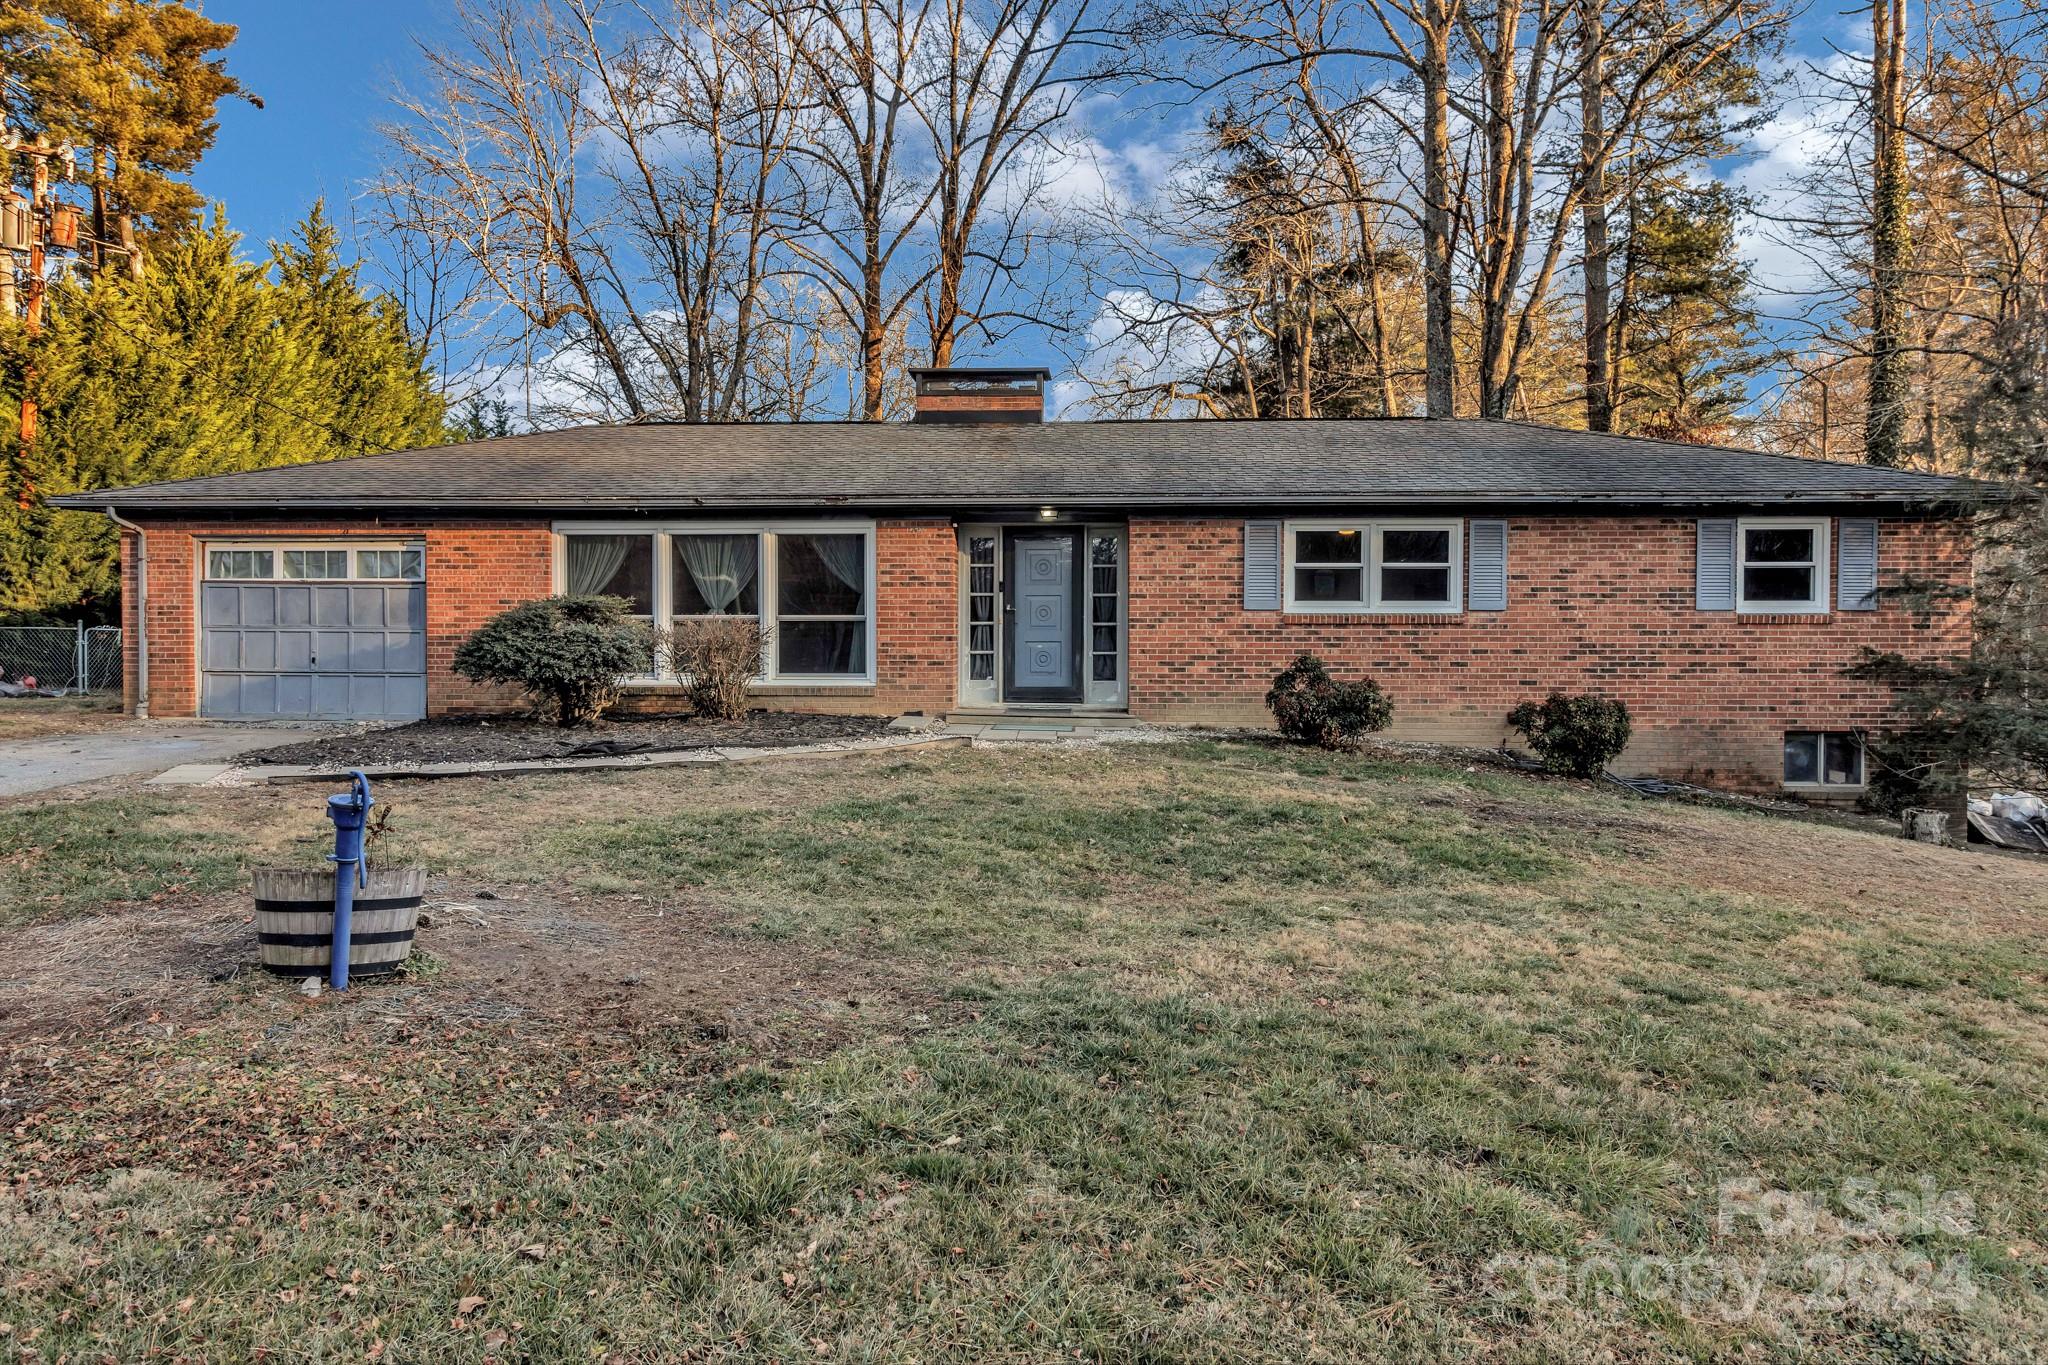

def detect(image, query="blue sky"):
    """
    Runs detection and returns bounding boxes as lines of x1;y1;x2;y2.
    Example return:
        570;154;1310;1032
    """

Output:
189;1;458;251
184;0;1865;416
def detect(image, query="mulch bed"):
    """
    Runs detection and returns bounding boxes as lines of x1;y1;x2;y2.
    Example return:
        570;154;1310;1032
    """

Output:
232;710;897;768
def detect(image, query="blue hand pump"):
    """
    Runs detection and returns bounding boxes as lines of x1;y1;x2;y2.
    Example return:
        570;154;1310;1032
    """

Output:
326;770;374;991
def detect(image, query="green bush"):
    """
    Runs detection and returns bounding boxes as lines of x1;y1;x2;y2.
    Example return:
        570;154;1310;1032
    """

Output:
1507;692;1633;778
452;595;653;727
1265;653;1394;749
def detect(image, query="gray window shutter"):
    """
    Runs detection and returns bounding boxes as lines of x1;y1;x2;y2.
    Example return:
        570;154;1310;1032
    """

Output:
1837;518;1879;610
1244;520;1282;609
1696;519;1736;611
1467;519;1508;611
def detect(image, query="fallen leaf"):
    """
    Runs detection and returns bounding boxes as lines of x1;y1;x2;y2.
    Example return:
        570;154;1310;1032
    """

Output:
457;1295;486;1315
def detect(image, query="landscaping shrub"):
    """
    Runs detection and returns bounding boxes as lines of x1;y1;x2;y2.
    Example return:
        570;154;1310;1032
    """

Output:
666;616;768;721
1265;653;1394;748
1507;691;1633;778
451;595;653;727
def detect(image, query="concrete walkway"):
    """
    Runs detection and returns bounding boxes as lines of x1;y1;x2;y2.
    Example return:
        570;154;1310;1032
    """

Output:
0;721;339;798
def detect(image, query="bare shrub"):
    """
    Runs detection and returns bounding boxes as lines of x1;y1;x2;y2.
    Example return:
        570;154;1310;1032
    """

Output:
666;617;768;721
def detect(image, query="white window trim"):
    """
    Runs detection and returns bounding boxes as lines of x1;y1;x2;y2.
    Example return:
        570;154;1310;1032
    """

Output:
1782;730;1868;791
1736;517;1830;615
553;519;878;687
1282;519;1464;614
202;540;424;583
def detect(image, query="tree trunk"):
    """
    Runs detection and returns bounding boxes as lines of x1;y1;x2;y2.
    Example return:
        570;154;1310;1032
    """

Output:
1866;0;1911;466
1420;0;1457;419
1580;1;1613;432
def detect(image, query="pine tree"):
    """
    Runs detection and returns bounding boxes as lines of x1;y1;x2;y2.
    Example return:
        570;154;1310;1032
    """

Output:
0;210;449;616
0;0;254;249
1610;182;1766;444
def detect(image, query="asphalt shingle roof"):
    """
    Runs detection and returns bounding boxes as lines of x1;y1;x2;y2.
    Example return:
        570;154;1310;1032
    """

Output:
51;417;1966;514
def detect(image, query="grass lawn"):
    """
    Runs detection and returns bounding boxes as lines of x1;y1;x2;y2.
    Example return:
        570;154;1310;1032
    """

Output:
1;739;2044;1361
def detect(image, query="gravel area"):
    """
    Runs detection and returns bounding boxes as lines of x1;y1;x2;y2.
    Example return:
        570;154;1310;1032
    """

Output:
232;711;897;768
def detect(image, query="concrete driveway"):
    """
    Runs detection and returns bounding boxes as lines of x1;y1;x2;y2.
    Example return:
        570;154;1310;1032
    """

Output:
0;721;339;798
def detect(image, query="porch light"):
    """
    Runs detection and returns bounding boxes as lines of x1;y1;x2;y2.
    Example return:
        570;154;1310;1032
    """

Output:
1038;506;1058;521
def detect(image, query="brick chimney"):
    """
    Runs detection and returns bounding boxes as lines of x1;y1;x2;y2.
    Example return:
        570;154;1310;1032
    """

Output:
909;366;1048;424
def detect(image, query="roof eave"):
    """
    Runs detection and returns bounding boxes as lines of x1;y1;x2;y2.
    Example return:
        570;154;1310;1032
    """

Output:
52;488;1970;515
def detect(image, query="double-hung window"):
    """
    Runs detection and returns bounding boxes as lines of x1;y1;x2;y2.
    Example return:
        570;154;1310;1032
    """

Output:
558;524;874;684
775;532;868;677
1285;520;1462;612
1737;519;1829;613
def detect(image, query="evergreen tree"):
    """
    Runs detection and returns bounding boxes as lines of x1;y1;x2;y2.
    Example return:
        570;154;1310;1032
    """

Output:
1849;308;2048;802
1611;182;1766;444
0;0;253;245
0;209;449;616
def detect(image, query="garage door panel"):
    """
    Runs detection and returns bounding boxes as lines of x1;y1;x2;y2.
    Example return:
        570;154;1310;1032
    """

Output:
202;584;242;626
238;587;277;627
277;631;313;671
312;588;350;628
241;632;278;671
277;586;312;627
203;629;241;671
385;588;423;629
276;673;312;715
201;575;424;722
345;632;390;671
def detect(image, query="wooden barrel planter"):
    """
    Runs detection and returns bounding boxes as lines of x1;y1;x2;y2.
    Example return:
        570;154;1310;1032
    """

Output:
252;867;427;979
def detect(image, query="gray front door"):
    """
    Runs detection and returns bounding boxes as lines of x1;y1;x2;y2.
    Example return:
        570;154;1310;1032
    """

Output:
201;583;427;721
1004;530;1084;703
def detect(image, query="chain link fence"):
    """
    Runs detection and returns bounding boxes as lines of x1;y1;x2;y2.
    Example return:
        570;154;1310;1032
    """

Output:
0;625;123;693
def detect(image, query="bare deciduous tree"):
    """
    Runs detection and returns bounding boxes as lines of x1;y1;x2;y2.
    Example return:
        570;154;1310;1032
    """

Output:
376;0;816;424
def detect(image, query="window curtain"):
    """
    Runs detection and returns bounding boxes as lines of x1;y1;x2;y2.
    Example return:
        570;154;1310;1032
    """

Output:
567;535;631;596
678;535;758;614
812;535;866;606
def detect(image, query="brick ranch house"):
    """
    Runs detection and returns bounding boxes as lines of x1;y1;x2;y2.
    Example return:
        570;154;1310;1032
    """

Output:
54;367;1972;795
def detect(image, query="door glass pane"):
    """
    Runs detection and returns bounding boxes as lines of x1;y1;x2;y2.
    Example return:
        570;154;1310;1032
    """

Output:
1295;566;1363;603
779;620;865;675
779;534;865;615
673;534;760;616
1382;528;1450;564
1295;528;1362;563
1823;734;1863;785
1783;733;1820;784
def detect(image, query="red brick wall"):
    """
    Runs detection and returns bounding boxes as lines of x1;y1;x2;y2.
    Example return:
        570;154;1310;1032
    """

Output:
1127;515;1973;790
121;517;954;722
122;518;553;719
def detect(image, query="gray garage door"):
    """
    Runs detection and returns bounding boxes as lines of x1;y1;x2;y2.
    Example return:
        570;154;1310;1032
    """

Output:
201;583;427;721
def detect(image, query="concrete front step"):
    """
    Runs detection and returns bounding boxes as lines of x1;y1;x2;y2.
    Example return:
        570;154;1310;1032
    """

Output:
943;709;1139;732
